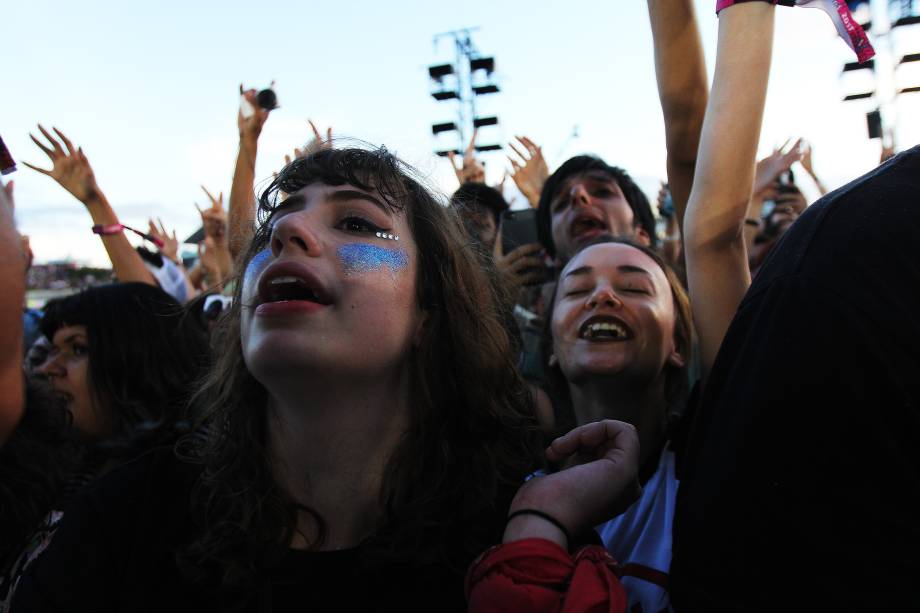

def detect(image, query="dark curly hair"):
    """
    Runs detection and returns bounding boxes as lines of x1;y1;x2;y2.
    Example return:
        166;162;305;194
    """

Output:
40;282;209;456
177;146;542;596
536;155;658;260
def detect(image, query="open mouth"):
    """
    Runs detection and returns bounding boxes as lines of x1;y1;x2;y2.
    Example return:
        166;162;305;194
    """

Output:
570;215;607;242
262;276;324;303
578;315;632;342
257;261;333;309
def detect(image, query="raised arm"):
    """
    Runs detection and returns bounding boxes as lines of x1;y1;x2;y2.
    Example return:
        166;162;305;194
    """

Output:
24;126;155;286
0;180;25;444
683;3;775;376
647;0;708;227
228;84;273;260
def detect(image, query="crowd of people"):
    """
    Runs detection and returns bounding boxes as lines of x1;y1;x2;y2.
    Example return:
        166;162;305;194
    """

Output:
1;1;918;611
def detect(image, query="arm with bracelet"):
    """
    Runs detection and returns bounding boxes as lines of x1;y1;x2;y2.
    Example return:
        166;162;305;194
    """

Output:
23;126;156;286
466;420;640;612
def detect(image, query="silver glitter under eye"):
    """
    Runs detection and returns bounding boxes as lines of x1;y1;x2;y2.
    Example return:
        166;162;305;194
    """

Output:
375;231;400;241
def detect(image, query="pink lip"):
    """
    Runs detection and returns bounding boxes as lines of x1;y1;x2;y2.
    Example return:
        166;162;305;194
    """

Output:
255;300;328;317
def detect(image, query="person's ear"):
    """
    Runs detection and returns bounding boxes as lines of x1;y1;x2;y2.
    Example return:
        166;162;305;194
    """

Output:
666;336;687;369
635;226;652;247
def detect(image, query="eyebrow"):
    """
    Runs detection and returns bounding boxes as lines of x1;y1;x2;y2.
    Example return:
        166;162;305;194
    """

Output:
326;189;391;215
554;173;620;202
56;333;87;347
272;189;391;219
563;264;653;278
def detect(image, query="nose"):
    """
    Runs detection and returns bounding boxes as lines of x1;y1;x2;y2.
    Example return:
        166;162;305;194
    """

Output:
270;212;322;258
570;183;591;209
586;284;622;310
35;353;65;379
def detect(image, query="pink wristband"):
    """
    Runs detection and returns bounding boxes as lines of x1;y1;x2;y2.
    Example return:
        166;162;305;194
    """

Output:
92;223;125;236
716;0;875;64
92;223;165;248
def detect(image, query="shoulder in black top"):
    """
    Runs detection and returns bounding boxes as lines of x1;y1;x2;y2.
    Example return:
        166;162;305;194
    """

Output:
671;146;920;612
12;447;501;613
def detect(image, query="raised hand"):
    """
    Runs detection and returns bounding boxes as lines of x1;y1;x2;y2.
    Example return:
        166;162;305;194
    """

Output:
753;138;803;194
196;186;228;242
503;420;641;546
494;241;546;295
448;129;486;184
197;236;223;288
507;136;549;208
23;125;102;204
238;83;274;142
147;218;180;264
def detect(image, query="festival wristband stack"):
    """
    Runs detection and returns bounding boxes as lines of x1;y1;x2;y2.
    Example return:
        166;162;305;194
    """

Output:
716;0;875;64
92;223;165;248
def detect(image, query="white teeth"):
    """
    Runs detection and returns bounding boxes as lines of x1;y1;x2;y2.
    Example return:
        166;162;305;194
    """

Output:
582;322;627;339
269;276;301;285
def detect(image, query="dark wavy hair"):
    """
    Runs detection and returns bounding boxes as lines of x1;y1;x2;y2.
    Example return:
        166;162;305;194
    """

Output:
536;155;658;259
450;182;509;225
177;147;542;594
39;282;209;455
541;236;694;436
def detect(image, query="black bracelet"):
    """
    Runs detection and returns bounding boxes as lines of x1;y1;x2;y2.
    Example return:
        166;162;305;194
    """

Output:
506;509;571;543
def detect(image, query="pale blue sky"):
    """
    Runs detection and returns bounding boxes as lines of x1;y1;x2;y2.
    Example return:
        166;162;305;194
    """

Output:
3;0;918;265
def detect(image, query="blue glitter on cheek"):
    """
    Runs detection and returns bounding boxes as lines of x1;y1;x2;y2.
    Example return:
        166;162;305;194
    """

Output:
244;249;273;286
338;243;408;276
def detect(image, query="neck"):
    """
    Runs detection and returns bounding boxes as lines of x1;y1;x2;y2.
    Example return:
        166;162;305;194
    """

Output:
266;367;410;551
569;375;668;470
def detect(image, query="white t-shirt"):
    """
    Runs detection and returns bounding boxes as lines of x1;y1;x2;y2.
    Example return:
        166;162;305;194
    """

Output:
596;445;677;613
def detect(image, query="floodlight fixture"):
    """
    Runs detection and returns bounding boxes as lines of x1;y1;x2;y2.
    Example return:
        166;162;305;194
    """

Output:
900;52;920;64
429;64;455;80
893;15;920;27
472;116;499;128
472;84;500;95
431;90;460;101
469;57;495;73
432;121;458;135
474;144;502;152
843;91;874;101
435;149;461;157
899;85;920;94
866;109;882;139
843;59;875;72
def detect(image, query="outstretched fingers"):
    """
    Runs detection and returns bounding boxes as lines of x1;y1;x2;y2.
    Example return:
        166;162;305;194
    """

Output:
21;161;52;176
52;127;76;156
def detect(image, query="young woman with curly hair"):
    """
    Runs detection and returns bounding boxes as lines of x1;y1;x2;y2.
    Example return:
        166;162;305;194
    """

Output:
11;147;561;612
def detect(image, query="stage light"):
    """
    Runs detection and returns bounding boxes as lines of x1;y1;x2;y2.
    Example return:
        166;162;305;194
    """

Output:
472;116;498;128
866;109;882;138
474;144;502;152
469;57;495;73
472;84;500;95
428;64;454;80
843;59;875;72
843;91;874;100
432;122;458;135
435;149;461;157
431;90;459;101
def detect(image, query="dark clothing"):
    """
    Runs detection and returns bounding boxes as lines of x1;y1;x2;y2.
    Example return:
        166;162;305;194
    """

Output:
672;146;920;611
12;447;496;612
